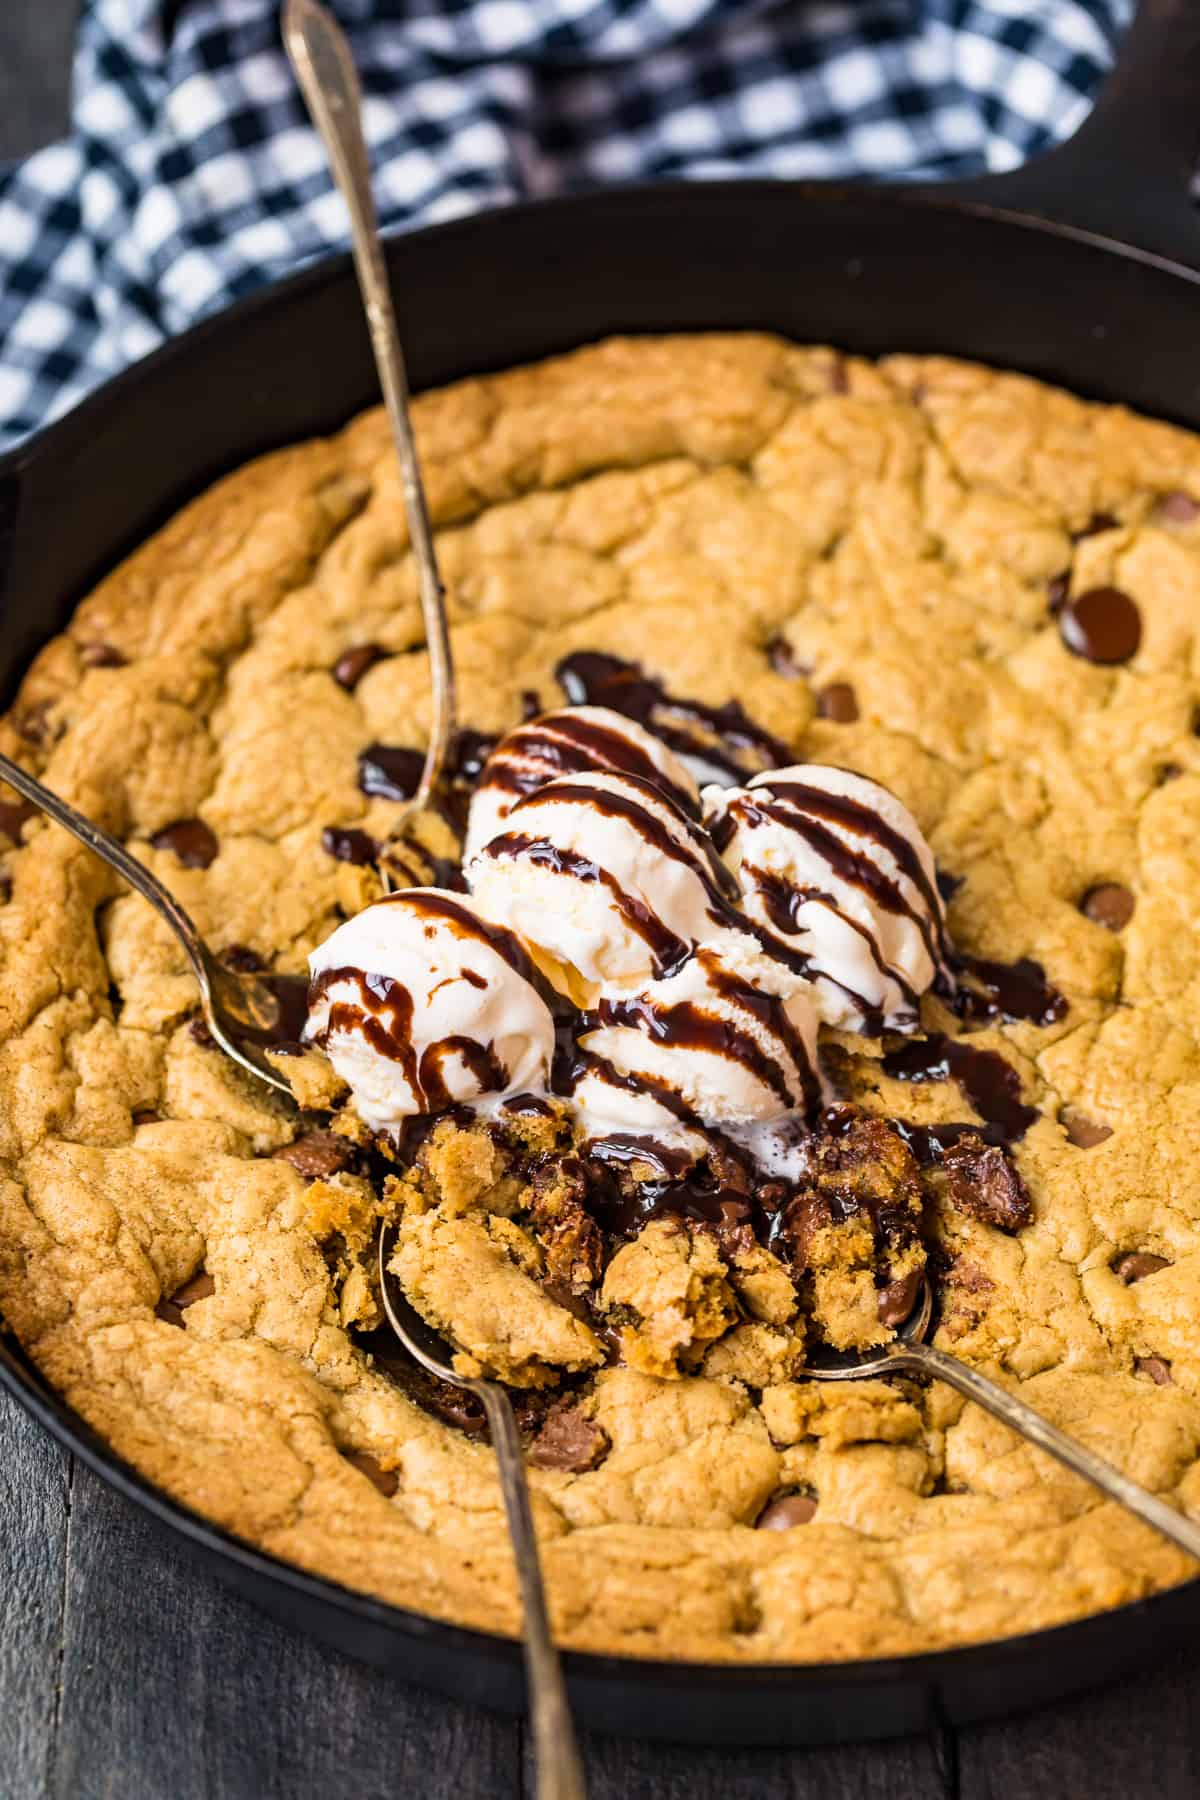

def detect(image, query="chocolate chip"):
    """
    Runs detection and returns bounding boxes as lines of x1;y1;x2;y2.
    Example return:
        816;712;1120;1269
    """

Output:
1113;1252;1171;1285
358;743;425;802
1047;572;1070;614
271;1131;352;1181
131;1109;160;1127
1079;882;1136;931
1158;763;1184;785
333;643;387;691
155;1270;214;1328
0;797;36;844
877;1267;923;1327
1154;491;1200;525
221;943;265;973
816;682;859;722
766;635;808;679
1073;510;1119;540
940;1136;1034;1232
151;818;219;869
188;1018;215;1048
1062;1110;1113;1148
1059;586;1142;665
528;1400;611;1473
321;825;378;866
1133;1355;1173;1386
756;1492;818;1530
342;1449;399;1497
79;640;127;668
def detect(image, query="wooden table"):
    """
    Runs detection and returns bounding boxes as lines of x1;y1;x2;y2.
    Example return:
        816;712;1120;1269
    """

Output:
5;1384;1200;1799
3;9;1199;1795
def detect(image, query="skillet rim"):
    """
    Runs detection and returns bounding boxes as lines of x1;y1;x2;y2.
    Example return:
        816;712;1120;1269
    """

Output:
2;173;1199;1736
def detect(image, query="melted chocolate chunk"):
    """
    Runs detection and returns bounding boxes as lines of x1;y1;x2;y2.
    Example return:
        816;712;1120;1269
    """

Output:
528;1400;610;1473
271;1131;353;1181
1158;763;1184;786
877;1267;923;1327
334;643;387;691
882;1033;1037;1145
358;743;425;802
1134;1355;1173;1386
939;1135;1033;1233
555;650;792;783
361;1333;488;1437
816;681;859;723
1059;586;1141;665
151;818;219;869
1155;490;1200;525
322;825;378;866
189;1019;216;1048
79;640;127;668
1113;1251;1170;1285
341;1449;399;1497
1079;882;1135;931
949;953;1067;1027
1062;1110;1113;1149
155;1269;215;1328
756;1492;818;1529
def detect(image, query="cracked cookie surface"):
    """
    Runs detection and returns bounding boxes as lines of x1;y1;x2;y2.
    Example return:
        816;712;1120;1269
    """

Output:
2;334;1200;1662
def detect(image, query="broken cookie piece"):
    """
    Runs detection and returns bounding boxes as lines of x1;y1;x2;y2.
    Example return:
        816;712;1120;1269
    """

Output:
600;1219;738;1378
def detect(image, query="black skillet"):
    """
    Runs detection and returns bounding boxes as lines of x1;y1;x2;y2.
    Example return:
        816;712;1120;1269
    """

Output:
1;0;1198;1748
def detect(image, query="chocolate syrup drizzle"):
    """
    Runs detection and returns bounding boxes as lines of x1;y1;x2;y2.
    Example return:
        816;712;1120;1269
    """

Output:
709;776;949;1032
477;771;743;979
476;708;700;821
556;651;792;784
321;651;1055;1298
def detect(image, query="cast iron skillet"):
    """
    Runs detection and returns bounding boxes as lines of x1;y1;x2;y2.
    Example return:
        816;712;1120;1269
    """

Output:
1;0;1199;1749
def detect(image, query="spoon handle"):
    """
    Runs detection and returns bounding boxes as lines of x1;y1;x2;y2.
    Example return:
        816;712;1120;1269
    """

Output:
891;1341;1200;1560
0;751;209;992
474;1383;587;1800
283;0;456;819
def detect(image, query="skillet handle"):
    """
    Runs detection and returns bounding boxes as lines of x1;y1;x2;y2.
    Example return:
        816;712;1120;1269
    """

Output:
937;0;1200;270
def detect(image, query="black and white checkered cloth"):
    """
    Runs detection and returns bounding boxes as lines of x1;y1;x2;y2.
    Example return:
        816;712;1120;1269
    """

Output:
0;0;1130;448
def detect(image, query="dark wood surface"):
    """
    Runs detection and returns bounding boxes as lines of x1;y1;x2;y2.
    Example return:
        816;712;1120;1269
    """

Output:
2;7;1199;1796
6;1382;1200;1800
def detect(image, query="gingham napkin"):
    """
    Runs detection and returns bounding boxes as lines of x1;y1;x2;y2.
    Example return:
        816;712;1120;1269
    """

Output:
0;0;1130;449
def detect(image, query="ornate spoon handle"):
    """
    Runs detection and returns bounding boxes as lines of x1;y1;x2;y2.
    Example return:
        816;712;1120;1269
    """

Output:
284;0;456;826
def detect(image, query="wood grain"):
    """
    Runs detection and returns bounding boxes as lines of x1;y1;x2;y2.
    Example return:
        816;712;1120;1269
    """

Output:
0;1391;71;1799
958;1648;1200;1800
48;1461;521;1800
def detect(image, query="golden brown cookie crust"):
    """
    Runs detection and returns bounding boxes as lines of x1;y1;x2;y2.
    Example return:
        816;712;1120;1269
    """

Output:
2;332;1199;1661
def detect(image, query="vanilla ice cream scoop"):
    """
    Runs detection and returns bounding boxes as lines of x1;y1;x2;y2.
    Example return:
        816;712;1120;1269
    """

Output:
466;770;739;997
463;704;700;863
306;890;555;1129
569;943;822;1133
706;765;946;1033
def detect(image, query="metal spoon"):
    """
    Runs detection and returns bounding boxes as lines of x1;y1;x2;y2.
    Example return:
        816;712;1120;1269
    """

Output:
0;752;297;1098
803;1278;1200;1559
284;0;457;875
377;1224;586;1800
